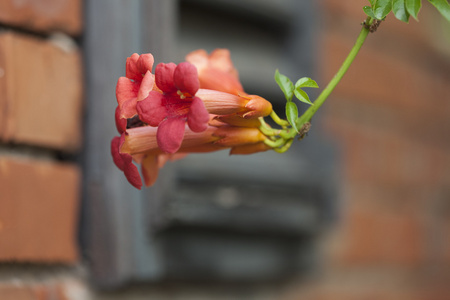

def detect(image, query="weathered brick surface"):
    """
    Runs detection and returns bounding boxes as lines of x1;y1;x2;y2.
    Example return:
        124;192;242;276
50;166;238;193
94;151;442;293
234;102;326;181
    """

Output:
0;278;87;300
286;1;450;300
0;32;83;152
0;284;36;300
323;115;450;187
333;199;425;267
321;33;450;118
0;156;80;262
0;0;82;36
285;277;450;300
321;0;440;46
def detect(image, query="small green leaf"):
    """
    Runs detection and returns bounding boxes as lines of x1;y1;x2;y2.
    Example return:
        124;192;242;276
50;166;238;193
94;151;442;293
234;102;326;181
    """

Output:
374;0;393;19
363;6;376;18
368;0;375;6
406;0;422;20
294;88;313;105
285;102;299;132
275;69;294;102
295;77;319;89
428;0;450;22
393;0;411;22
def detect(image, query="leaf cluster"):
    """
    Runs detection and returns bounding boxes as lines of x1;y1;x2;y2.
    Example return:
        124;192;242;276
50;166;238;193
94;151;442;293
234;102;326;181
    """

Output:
274;70;318;132
363;0;450;23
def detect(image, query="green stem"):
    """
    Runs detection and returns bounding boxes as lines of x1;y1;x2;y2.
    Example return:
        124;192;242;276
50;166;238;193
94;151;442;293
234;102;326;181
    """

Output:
296;17;373;127
270;111;289;127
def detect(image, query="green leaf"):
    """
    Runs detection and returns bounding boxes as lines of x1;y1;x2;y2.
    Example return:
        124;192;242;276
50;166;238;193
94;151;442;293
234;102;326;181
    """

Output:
275;69;294;102
368;0;375;6
393;0;411;22
295;77;319;89
374;0;393;19
406;0;422;20
428;0;450;22
285;102;299;132
294;88;313;105
363;6;377;18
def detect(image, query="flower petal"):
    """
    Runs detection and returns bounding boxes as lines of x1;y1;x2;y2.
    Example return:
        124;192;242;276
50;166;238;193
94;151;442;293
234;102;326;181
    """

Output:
141;154;159;187
119;134;143;189
157;117;186;153
120;98;138;119
185;49;208;72
186;49;244;94
115;106;127;134
123;156;143;189
137;53;154;75
173;62;199;96
210;49;239;75
197;68;244;94
187;97;209;132
125;53;141;81
116;77;139;107
137;91;168;126
155;62;177;93
111;136;125;171
137;70;154;102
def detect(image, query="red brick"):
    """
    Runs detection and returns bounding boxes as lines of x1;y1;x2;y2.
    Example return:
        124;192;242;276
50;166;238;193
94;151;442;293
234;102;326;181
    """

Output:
438;198;450;265
0;32;83;152
283;271;447;300
0;284;36;300
292;2;450;300
287;284;426;300
319;21;450;149
0;156;80;262
318;1;450;121
333;202;425;267
321;0;441;49
322;116;450;188
320;32;450;114
320;0;367;21
0;0;82;36
323;173;427;268
0;281;76;300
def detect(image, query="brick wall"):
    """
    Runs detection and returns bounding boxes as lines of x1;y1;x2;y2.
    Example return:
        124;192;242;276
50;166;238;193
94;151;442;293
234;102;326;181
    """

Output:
0;1;85;299
1;1;449;299
284;1;450;299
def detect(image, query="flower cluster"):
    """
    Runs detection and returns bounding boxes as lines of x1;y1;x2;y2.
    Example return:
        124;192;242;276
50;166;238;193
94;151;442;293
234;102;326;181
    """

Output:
111;49;273;189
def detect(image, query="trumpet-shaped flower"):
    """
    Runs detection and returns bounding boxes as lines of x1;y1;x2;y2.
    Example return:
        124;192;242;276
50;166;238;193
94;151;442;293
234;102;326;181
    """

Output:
230;142;271;155
118;123;271;188
121;125;219;155
213;126;267;147
111;49;277;189
195;90;272;118
137;62;210;154
116;53;155;119
186;49;244;94
187;49;272;118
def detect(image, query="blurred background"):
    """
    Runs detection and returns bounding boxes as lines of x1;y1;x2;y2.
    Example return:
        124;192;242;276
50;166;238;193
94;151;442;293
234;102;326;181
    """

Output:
0;0;449;299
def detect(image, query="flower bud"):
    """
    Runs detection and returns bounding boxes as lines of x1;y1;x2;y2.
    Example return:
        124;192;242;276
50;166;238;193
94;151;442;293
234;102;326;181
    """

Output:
242;95;273;118
230;142;271;155
213;126;266;147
